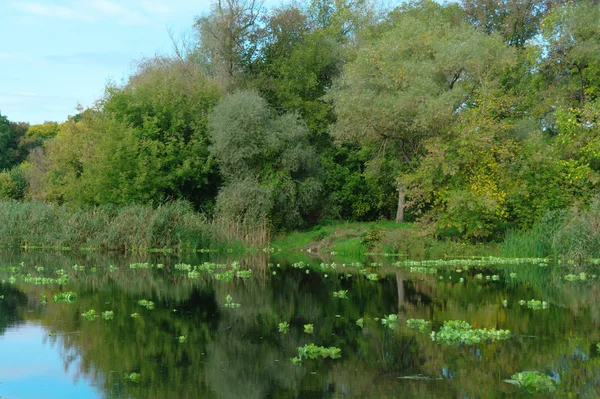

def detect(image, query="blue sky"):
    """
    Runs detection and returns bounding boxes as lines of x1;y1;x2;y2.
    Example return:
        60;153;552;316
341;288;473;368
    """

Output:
0;0;215;124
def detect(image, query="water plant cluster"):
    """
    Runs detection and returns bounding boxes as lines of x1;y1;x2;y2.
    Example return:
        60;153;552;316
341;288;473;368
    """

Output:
52;291;77;304
505;371;558;394
518;299;549;310
406;319;431;333
291;344;342;365
429;320;511;345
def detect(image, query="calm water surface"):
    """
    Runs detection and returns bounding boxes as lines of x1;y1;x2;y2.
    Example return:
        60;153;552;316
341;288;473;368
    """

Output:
0;250;599;398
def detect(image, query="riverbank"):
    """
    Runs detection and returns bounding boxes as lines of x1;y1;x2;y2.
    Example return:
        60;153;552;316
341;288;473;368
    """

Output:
0;200;267;252
272;220;500;259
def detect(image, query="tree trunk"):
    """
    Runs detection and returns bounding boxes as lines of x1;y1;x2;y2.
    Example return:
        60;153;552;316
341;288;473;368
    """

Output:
395;183;406;223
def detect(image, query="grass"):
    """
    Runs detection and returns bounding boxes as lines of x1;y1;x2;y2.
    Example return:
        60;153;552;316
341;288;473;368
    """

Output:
0;200;268;252
501;197;600;260
273;219;500;260
272;220;416;255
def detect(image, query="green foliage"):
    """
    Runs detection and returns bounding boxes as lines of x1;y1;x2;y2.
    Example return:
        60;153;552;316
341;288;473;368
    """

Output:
41;59;221;208
291;343;341;365
0;166;28;200
224;295;240;308
81;309;96;320
278;321;290;334
381;314;398;330
52;292;77;304
303;324;314;334
430;320;511;345
138;300;155;310
406;319;431;333
0;200;262;250
332;290;348;299
209;90;322;229
101;310;114;320
505;371;558;393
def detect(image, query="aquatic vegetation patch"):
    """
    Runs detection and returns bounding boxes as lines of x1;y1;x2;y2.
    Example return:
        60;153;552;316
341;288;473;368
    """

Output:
332;290;348;299
215;270;234;282
430;320;511;345
366;273;379;281
124;372;141;383
564;272;594;281
102;310;114;320
129;263;150;269
518;299;548;310
356;318;364;328
278;321;290;334
81;309;97;320
178;335;187;343
303;324;314;334
138;299;155;310
130;313;140;319
406;319;431;333
40;293;47;306
224;294;240;308
381;314;398;330
505;371;558;393
291;343;341;365
236;269;252;279
52;291;77;304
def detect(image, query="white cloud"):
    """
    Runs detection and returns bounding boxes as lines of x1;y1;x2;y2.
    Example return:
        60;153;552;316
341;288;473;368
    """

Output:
13;2;93;21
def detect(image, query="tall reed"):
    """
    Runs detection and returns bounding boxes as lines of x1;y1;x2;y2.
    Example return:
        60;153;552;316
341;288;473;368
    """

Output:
0;200;268;251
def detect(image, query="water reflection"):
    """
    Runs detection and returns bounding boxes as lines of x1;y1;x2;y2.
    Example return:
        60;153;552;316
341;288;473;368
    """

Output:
0;322;98;399
0;250;599;398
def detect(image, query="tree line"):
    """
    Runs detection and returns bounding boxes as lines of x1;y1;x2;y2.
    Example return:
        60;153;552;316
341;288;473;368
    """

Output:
1;0;599;240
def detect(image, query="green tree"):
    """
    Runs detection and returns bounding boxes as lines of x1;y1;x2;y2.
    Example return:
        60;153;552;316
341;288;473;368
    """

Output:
461;0;550;48
41;58;222;208
328;0;514;222
209;90;322;228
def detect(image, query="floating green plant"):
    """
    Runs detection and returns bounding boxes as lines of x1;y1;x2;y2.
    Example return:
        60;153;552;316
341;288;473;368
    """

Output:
138;299;154;310
40;294;47;306
304;324;314;334
519;299;548;310
72;264;85;271
505;371;558;393
430;320;511;345
102;310;114;320
291;343;341;365
129;263;150;269
278;321;290;334
366;273;379;281
130;313;140;319
381;314;398;330
215;270;234;282
81;309;96;320
236;270;252;279
224;295;240;308
406;319;431;333
332;290;348;299
52;291;77;304
564;272;588;281
356;318;364;328
109;264;118;272
178;335;187;343
124;372;141;383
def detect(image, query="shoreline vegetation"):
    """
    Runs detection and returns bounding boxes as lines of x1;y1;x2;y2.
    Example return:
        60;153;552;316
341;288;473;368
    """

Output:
2;197;599;262
0;200;268;252
1;1;600;260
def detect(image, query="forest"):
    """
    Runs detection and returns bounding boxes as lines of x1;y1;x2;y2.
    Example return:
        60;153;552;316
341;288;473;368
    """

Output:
1;0;600;245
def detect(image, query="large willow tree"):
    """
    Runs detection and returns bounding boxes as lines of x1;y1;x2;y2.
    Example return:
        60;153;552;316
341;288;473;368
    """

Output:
328;0;514;223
